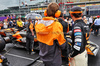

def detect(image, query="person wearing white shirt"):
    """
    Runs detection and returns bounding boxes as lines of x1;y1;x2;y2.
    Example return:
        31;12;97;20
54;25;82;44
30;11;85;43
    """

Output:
22;21;24;26
65;17;68;22
3;20;8;29
94;16;100;36
89;16;93;27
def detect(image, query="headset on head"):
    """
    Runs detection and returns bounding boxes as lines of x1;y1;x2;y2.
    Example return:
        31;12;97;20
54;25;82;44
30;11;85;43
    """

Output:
44;10;61;18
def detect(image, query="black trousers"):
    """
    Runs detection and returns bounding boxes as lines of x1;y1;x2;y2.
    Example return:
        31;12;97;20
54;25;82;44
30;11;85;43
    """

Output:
89;23;92;28
69;24;72;31
26;33;34;52
94;25;100;36
91;24;94;31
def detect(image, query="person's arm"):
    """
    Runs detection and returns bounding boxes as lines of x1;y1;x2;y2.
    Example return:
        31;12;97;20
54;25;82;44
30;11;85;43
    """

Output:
55;22;67;50
29;23;34;36
71;24;84;57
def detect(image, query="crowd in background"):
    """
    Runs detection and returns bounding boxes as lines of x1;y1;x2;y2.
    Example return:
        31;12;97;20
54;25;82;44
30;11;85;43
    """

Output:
0;17;28;29
64;15;100;36
22;1;28;7
0;15;100;36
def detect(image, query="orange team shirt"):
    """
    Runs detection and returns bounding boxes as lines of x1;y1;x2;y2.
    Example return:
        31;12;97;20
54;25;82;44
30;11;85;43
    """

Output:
29;23;34;30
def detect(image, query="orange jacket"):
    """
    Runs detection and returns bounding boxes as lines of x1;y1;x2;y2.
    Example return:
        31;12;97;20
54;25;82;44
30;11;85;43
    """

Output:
35;17;66;46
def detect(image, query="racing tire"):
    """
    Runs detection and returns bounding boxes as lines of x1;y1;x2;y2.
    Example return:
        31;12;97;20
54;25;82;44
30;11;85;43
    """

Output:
0;36;6;51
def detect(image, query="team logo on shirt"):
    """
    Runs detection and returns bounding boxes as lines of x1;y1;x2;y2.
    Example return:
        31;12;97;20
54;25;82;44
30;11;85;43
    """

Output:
75;38;82;42
74;29;81;33
74;27;81;29
75;42;81;46
84;26;89;28
73;45;80;51
74;32;82;36
75;36;81;38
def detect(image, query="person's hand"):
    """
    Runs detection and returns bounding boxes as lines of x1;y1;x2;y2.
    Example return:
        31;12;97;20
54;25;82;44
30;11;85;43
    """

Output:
32;33;34;36
70;58;74;61
70;58;75;66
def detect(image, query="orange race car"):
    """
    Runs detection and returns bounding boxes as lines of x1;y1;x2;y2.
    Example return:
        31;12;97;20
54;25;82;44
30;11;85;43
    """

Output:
0;27;99;56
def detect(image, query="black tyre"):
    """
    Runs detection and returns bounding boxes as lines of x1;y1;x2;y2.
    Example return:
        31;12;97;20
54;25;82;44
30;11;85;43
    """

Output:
0;36;6;51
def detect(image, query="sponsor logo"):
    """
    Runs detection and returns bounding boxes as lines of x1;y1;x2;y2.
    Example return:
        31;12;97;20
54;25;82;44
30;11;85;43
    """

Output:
75;38;82;42
73;45;80;51
75;42;81;46
75;36;81;38
74;32;82;36
74;29;81;33
74;27;81;29
84;26;89;28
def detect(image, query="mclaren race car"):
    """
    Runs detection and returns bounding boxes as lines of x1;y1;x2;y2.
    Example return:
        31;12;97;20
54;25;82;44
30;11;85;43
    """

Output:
0;28;18;51
0;13;42;51
0;27;99;56
0;13;99;57
12;29;100;56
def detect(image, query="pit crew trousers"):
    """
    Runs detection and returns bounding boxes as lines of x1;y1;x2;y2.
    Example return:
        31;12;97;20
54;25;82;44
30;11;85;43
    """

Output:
70;50;88;66
26;33;34;52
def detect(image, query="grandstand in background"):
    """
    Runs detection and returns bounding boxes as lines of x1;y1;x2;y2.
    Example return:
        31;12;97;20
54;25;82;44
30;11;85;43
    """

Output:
0;0;100;17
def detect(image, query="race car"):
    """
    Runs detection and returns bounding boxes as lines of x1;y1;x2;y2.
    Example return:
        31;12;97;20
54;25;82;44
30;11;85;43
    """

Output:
0;28;18;51
0;25;99;66
5;28;99;56
0;13;42;51
0;13;99;56
0;27;39;51
0;26;99;57
11;28;39;50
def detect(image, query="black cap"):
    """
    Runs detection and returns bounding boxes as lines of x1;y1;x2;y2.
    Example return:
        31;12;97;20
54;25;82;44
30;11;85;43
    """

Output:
71;6;82;12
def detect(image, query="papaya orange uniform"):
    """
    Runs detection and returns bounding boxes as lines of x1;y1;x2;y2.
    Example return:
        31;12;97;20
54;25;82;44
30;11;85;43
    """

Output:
35;17;67;66
26;22;34;53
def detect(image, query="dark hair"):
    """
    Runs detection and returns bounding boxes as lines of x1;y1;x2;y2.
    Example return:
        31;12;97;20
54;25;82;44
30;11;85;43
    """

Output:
72;13;82;18
47;3;59;17
28;18;32;22
18;17;21;20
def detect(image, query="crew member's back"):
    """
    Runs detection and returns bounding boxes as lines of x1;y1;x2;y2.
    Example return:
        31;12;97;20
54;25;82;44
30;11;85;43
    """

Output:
58;14;68;36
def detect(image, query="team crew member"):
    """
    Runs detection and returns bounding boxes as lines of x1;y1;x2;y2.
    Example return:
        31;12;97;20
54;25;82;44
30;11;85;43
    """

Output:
35;3;67;66
58;13;69;65
58;13;68;37
17;17;23;30
69;7;89;66
94;15;100;36
26;18;34;54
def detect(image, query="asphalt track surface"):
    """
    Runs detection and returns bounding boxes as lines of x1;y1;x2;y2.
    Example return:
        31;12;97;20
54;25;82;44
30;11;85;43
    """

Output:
0;31;100;66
